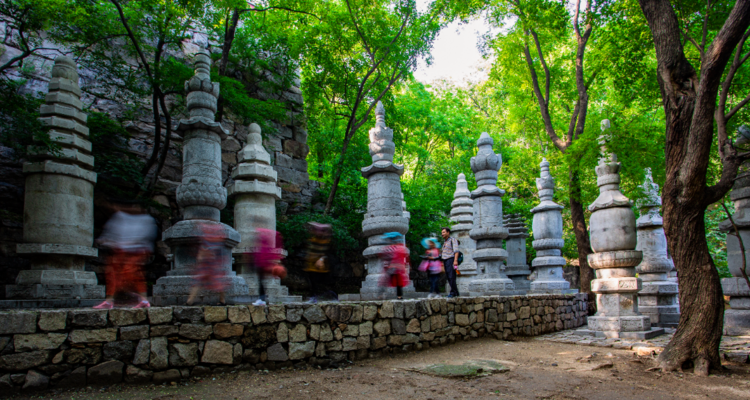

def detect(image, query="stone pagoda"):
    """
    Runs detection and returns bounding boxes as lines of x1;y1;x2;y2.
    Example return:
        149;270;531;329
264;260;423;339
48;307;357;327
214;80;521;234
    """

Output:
228;123;300;303
719;157;750;336
450;173;479;294
152;50;248;305
503;213;531;292
528;158;575;295
9;56;105;303
577;121;663;338
355;102;416;300
635;169;679;327
467;133;516;296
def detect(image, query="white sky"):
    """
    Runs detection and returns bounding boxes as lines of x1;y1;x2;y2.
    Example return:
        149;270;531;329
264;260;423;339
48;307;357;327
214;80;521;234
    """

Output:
413;17;492;84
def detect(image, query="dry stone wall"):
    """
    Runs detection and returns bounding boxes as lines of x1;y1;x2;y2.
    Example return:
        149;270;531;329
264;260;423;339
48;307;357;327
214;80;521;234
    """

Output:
0;294;586;390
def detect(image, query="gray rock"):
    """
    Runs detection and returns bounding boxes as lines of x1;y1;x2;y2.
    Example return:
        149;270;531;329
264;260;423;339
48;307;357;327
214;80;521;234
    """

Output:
108;309;147;326
169;342;199;367
14;333;67;352
153;369;181;384
148;308;173;324
68;310;107;328
394;302;405;319
68;329;117;343
288;341;315;360
319;325;333;342
391;319;406;335
363;305;377;321
289;324;306;342
124;365;153;383
133;339;150;365
0;374;11;389
342;337;357;351
201;340;233;364
173;307;203;323
151;325;179;337
303;306;326;323
0;350;49;370
87;360;124;385
0;312;37;334
22;370;49;390
11;374;25;384
343;324;359;336
267;305;286;323
228;306;251;323
233;343;243;364
56;366;87;388
38;311;66;331
373;320;391;336
213;323;244;339
379;302;395;318
103;341;135;361
404;302;416;319
203;306;227;323
249;306;267;324
286;307;304;323
276;323;288;342
179;324;213;340
149;337;168;370
120;325;149;340
65;347;101;365
266;343;288;362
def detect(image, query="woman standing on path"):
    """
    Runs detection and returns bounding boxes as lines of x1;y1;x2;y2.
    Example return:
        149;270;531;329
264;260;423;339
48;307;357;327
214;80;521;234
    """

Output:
419;238;443;298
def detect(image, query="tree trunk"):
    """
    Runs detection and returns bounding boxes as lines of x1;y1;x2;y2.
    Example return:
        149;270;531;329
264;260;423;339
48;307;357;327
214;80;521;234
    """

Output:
323;131;355;215
216;8;241;122
569;171;595;314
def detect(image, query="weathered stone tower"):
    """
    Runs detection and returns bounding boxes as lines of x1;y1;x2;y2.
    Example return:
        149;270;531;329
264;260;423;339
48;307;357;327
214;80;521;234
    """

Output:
635;169;679;328
9;56;104;302
356;102;415;300
503;213;530;292
450;173;478;294
577;121;663;338
228;123;300;303
528;158;575;294
152;50;248;305
467;133;515;295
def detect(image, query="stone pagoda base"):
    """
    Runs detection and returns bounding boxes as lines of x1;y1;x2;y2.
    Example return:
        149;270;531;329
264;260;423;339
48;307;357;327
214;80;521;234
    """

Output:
236;274;302;303
575;316;665;339
638;280;679;328
723;277;750;336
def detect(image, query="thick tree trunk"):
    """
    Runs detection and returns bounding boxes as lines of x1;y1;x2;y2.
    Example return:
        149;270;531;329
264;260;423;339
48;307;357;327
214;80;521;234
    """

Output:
569;171;595;314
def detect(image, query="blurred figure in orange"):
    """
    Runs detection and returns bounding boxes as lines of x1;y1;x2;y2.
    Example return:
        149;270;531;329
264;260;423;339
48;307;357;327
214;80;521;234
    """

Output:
94;199;156;309
303;222;332;303
187;222;229;306
379;232;410;300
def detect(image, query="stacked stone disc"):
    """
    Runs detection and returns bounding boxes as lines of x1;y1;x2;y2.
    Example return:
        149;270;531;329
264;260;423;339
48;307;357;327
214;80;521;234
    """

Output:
153;50;248;305
577;123;663;339
635;169;679;328
10;56;104;302
467;133;516;296
528;158;575;295
228;123;301;303
720;155;750;336
450;173;478;294
503;213;530;292
357;102;415;300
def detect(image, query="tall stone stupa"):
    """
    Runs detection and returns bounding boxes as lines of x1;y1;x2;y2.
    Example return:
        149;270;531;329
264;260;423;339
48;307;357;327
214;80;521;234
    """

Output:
450;173;478;294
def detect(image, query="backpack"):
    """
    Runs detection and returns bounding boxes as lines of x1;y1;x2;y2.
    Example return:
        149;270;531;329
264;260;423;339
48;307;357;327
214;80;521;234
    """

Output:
456;251;464;265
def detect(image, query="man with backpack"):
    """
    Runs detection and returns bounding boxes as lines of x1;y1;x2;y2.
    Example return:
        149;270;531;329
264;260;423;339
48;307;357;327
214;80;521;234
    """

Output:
441;227;461;298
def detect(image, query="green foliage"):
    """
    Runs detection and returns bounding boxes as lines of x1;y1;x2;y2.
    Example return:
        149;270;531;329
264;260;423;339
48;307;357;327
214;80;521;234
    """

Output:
706;203;732;279
0;79;59;158
277;212;361;260
87;111;144;196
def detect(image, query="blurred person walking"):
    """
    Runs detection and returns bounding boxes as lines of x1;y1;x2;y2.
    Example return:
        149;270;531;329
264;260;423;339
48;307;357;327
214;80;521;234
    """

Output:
304;222;332;303
94;199;157;309
251;227;285;306
380;232;410;300
419;237;443;298
187;223;229;306
441;227;460;298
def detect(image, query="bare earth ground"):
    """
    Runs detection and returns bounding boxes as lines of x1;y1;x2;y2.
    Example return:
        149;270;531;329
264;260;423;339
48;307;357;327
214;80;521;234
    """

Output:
5;337;750;400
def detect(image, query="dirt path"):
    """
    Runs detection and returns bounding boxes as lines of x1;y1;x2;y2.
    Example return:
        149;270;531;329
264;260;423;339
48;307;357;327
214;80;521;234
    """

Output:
7;337;750;400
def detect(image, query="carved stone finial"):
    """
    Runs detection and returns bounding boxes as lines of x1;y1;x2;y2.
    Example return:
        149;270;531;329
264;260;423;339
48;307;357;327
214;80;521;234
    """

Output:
537;158;555;202
470;132;501;187
366;101;396;164
375;101;386;127
247;123;262;146
185;49;219;120
637;168;661;212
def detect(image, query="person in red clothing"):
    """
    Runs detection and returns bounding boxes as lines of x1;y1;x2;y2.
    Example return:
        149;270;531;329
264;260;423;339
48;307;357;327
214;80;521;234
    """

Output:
379;232;410;300
250;227;285;306
187;222;229;306
94;199;156;309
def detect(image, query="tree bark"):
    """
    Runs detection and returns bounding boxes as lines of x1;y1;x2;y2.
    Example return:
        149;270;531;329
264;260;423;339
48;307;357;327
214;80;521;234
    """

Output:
637;0;750;374
569;171;595;314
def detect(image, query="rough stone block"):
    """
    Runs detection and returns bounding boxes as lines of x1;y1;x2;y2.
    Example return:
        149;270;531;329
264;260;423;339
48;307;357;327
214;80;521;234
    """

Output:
214;323;244;339
267;306;286;323
249;306;267;324
153;369;181;384
38;311;66;331
14;333;67;352
374;320;391;336
289;324;307;342
102;341;135;361
267;343;288;362
359;321;373;336
173;307;203;323
0;350;49;370
372;336;387;350
120;325;149;340
149;337;168;370
125;365;153;383
201;340;233;364
69;329;117;343
169;342;199;367
309;324;320;340
357;336;370;350
319;326;333;342
65;347;101;365
379;302;395;318
68;310;107;328
0;312;37;335
276;323;289;342
391;319;406;335
148;308;173;324
363;305;377;321
87;360;123;385
203;306;228;323
342;337;357;351
22;370;49;390
109;309;147;326
228;306;251;323
286;307;304;323
133;339;150;365
343;324;359;336
455;314;470;326
179;324;213;340
56;366;86;388
303;306;326;323
288;341;315;360
406;319;420;333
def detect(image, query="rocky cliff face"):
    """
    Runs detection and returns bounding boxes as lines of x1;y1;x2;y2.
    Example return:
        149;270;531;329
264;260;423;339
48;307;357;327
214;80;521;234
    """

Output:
0;31;319;298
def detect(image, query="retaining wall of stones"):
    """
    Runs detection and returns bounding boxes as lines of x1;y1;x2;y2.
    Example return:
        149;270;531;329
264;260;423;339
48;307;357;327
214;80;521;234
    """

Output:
0;294;587;391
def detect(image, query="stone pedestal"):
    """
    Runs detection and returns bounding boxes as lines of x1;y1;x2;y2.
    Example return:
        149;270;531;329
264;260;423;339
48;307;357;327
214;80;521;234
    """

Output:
357;102;416;300
228;123;300;303
576;123;663;339
451;173;479;294
152;51;248;305
467;133;517;296
504;214;531;292
720;161;750;336
9;56;104;300
635;169;679;328
528;158;576;295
